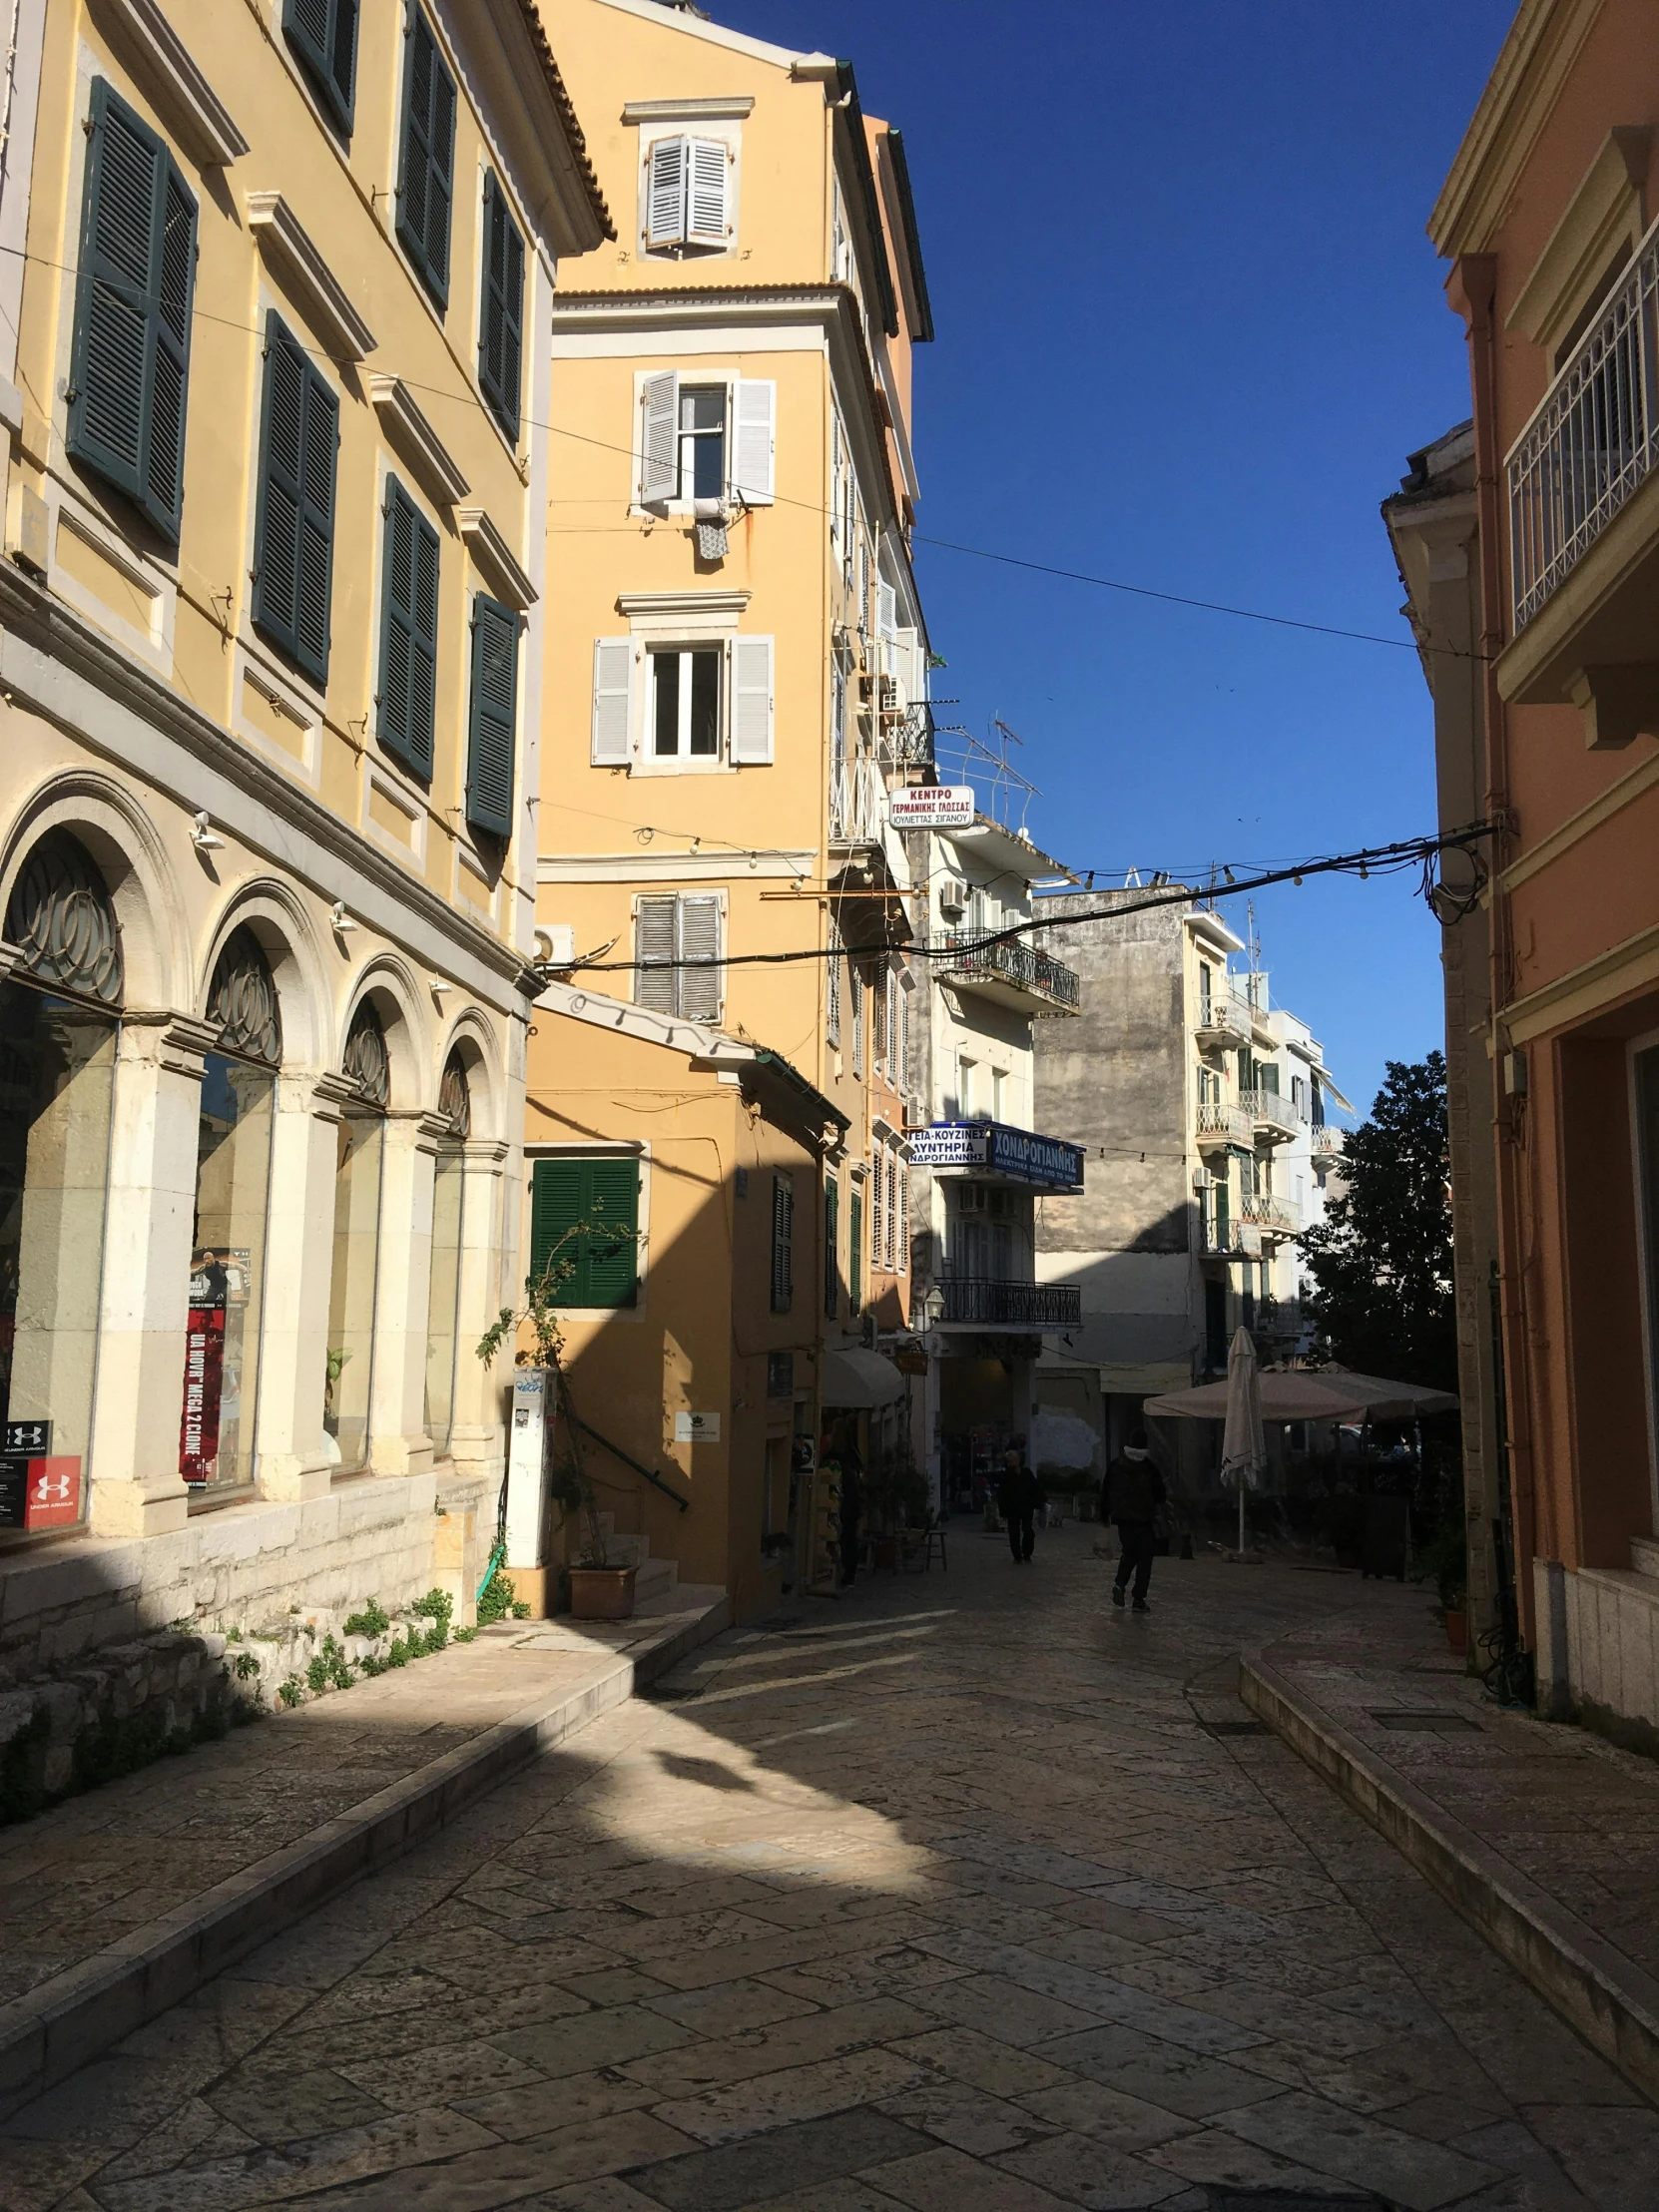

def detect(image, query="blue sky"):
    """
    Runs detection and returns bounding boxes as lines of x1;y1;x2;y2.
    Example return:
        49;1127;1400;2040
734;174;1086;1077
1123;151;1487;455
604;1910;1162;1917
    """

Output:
708;0;1515;1118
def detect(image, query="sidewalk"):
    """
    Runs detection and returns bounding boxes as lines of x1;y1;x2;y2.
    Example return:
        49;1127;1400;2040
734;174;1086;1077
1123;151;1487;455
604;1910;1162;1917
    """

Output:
0;1586;726;2118
1244;1598;1659;2105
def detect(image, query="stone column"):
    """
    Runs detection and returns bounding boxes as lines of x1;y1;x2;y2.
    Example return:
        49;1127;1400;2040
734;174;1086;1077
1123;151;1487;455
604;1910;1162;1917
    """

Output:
255;1070;345;1503
446;1137;510;1486
366;1109;444;1478
88;1012;220;1540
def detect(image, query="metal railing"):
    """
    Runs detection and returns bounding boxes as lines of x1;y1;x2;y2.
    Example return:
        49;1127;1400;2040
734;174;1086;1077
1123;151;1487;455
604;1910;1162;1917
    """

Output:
1241;1088;1300;1140
1254;1296;1305;1340
830;755;885;845
1196;990;1251;1040
1508;219;1659;631
938;932;1081;1011
936;1277;1081;1328
1196;1101;1252;1146
1240;1191;1300;1237
1311;1124;1343;1164
1199;1209;1252;1257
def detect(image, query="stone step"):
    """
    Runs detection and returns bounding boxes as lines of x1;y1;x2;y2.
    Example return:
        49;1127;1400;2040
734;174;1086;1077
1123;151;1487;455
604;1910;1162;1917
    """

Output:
603;1531;651;1569
636;1556;676;1606
1631;1535;1659;1583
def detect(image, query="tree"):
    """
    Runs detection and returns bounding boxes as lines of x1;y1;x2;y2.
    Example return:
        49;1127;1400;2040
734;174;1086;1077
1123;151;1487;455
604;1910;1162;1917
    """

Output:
1297;1052;1456;1391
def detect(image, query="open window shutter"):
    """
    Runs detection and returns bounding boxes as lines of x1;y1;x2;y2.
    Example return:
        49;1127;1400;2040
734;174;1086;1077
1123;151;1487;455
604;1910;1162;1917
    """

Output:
824;1178;838;1319
877;581;897;640
731;378;775;504
408;504;438;775
826;922;841;1042
771;1175;793;1313
848;1188;863;1314
639;370;678;504
252;314;337;684
678;894;723;1022
398;10;454;303
646;136;686;248
635;896;677;1013
466;592;518;837
378;480;437;778
529;1157;581;1293
730;635;774;765
283;0;357;131
479;174;524;440
591;637;634;765
584;1157;640;1309
686;137;728;247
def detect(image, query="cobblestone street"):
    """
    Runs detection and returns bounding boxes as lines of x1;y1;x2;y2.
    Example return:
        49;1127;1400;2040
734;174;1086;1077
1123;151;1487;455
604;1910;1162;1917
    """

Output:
5;1528;1656;2212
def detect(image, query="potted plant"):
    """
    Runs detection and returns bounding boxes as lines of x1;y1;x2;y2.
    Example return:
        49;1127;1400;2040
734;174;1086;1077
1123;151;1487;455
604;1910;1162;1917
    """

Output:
1414;1522;1469;1655
863;1435;929;1571
477;1207;640;1621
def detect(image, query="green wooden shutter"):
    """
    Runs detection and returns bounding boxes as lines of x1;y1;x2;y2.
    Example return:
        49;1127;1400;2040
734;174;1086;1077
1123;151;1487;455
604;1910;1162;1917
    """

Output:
771;1175;793;1314
67;82;198;543
466;592;518;838
397;8;455;306
824;1178;838;1319
479;173;524;441
848;1189;863;1316
282;0;358;132
252;313;338;684
529;1158;639;1310
377;478;438;778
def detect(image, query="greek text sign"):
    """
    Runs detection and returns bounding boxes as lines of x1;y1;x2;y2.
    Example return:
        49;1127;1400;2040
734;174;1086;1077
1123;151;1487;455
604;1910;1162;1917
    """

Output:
886;786;975;830
909;1121;1085;1192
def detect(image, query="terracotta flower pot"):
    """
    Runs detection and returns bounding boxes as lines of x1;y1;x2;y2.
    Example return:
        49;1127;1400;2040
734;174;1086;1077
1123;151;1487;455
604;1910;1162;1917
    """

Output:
1443;1608;1467;1655
872;1537;899;1571
569;1566;637;1620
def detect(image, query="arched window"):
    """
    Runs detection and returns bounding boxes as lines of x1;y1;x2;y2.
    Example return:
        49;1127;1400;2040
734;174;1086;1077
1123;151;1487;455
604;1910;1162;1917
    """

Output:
180;928;282;1494
325;1000;389;1472
425;1048;471;1458
0;831;123;1534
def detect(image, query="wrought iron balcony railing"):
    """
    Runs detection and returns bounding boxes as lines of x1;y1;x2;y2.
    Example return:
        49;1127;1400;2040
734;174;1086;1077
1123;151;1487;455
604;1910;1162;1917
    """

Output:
1311;1124;1343;1165
1196;1101;1252;1147
830;755;885;846
1240;1191;1301;1238
1508;218;1659;630
938;932;1081;1012
1241;1088;1300;1141
936;1277;1081;1329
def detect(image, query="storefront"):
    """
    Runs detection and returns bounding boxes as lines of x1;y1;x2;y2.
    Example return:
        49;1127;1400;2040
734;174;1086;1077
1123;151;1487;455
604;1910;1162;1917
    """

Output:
324;1002;390;1473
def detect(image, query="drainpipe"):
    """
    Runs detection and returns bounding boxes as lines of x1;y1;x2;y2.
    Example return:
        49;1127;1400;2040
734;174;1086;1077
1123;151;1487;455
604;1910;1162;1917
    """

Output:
1448;252;1545;1650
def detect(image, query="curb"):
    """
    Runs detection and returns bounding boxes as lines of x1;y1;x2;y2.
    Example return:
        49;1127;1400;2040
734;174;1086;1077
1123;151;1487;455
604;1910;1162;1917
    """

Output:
1241;1645;1659;2107
0;1594;728;2119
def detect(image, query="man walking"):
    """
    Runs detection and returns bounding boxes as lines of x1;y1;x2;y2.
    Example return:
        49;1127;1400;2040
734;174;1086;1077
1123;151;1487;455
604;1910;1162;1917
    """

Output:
1102;1427;1165;1611
998;1446;1044;1564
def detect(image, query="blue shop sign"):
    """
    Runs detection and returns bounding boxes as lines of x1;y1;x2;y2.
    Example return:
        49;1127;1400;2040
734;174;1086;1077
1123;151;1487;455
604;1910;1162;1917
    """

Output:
910;1121;1084;1191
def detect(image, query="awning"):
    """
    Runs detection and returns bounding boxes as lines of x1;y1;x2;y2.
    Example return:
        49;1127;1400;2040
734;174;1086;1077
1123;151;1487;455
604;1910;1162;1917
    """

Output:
821;1348;908;1408
1143;1368;1456;1424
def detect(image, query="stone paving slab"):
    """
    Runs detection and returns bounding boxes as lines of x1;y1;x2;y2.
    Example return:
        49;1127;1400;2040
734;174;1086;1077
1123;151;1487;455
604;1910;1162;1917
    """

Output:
6;1536;1657;2209
0;1587;727;2119
1243;1602;1659;2108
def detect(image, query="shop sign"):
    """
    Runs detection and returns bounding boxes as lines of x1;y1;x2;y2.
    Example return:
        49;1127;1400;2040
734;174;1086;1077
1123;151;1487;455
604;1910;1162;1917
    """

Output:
3;1418;51;1456
674;1411;720;1443
887;786;975;830
0;1455;83;1529
985;1125;1086;1191
891;1344;930;1376
908;1122;989;1169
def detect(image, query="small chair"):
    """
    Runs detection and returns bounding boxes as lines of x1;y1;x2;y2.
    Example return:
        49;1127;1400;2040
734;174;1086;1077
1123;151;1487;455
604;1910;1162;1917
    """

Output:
915;1513;948;1573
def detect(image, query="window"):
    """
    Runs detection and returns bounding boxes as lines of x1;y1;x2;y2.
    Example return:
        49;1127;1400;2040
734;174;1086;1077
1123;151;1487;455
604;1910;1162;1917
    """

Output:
636;892;722;1021
282;0;357;133
824;1176;839;1319
851;961;864;1076
870;1152;883;1277
992;1068;1006;1124
397;9;455;307
252;313;338;686
466;592;518;837
425;1052;468;1458
771;1174;793;1314
897;1161;909;1275
68;82;198;544
639;372;774;506
827;917;843;1046
479;173;524;441
652;645;720;758
644;134;730;253
529;1156;639;1310
591;637;634;766
377;477;439;779
958;1056;976;1118
872;962;888;1069
327;1003;388;1473
848;1185;863;1317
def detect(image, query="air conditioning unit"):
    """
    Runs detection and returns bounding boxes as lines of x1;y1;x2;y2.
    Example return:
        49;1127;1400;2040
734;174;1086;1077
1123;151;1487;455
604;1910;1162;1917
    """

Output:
901;1096;928;1130
938;877;967;916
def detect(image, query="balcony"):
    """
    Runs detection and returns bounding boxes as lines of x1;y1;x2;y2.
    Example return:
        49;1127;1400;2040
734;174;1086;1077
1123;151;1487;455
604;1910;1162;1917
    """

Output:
1311;1124;1343;1170
1195;991;1251;1049
1241;1088;1300;1144
830;756;885;848
1200;1209;1259;1260
1240;1191;1301;1241
1196;1101;1252;1149
936;1277;1081;1330
937;932;1081;1015
1255;1296;1306;1343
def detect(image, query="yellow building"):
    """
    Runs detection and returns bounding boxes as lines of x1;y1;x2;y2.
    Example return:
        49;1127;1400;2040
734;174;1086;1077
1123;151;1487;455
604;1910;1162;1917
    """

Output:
520;0;936;1612
0;0;607;1658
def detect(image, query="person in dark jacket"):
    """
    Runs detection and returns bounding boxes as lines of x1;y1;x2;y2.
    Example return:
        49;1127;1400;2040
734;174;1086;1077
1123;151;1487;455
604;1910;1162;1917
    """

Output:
997;1448;1045;1563
1102;1428;1166;1611
836;1440;864;1585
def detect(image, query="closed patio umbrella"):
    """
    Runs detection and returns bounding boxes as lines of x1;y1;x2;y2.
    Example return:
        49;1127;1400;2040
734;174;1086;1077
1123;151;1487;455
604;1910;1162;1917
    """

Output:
1220;1327;1265;1555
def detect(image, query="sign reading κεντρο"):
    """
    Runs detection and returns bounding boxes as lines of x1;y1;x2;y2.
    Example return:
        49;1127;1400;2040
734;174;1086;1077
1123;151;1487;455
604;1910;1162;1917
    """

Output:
886;786;974;830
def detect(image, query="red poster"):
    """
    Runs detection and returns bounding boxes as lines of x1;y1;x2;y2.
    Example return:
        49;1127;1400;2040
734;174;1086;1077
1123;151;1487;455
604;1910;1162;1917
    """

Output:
24;1457;81;1528
179;1306;227;1482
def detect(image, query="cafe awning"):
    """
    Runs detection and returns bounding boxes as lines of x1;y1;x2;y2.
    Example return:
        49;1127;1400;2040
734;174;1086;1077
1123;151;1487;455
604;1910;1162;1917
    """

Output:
821;1348;908;1409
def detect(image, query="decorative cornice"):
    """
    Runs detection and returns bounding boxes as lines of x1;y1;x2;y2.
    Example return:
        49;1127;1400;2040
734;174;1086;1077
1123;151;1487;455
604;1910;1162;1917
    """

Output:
622;96;755;124
1500;914;1659;1044
616;588;750;618
537;848;814;884
369;377;469;506
1500;743;1659;892
455;508;537;610
247;194;376;363
92;0;250;166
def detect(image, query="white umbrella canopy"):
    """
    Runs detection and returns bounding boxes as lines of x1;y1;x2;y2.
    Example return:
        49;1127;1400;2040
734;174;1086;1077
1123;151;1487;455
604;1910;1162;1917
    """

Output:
1220;1327;1264;1552
1142;1370;1454;1423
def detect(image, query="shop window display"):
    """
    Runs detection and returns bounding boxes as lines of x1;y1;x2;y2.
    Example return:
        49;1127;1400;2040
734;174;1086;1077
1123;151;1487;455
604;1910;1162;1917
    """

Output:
325;1001;388;1471
424;1050;469;1457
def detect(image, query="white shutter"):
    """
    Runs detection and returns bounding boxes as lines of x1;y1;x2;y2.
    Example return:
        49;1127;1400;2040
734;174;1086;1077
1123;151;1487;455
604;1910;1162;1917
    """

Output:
646;137;686;247
730;635;774;765
686;138;728;248
830;415;842;546
640;370;679;504
591;637;634;765
731;379;775;504
877;581;897;640
893;625;918;709
635;896;677;1011
827;919;841;1043
678;894;723;1021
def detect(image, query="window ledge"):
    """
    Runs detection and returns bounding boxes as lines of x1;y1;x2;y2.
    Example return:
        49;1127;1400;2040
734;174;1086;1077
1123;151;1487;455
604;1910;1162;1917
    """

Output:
97;0;250;166
455;507;536;610
617;587;750;620
623;97;754;124
248;193;376;363
369;376;469;506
